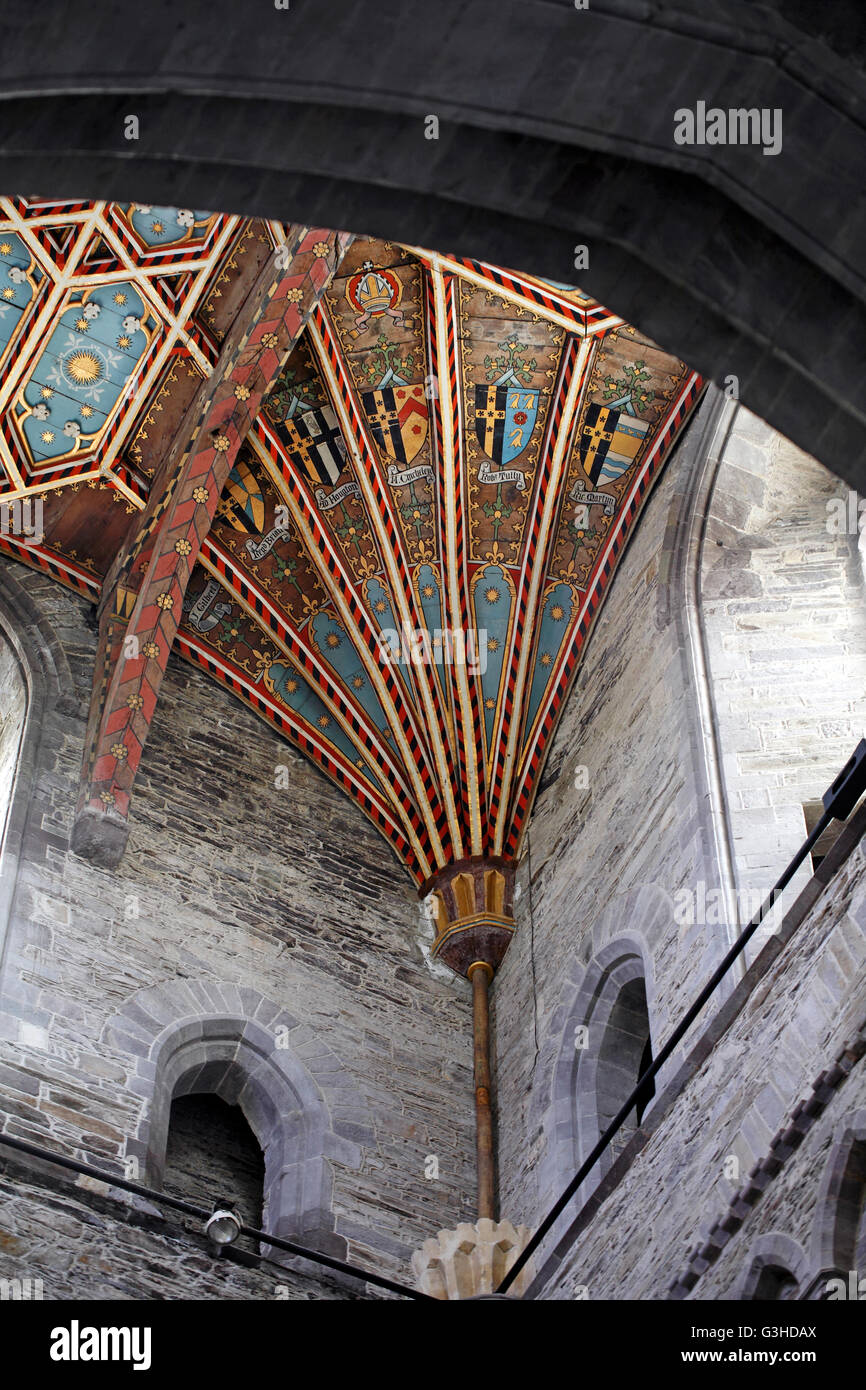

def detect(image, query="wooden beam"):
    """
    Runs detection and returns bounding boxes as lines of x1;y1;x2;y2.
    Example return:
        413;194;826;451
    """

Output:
71;226;353;867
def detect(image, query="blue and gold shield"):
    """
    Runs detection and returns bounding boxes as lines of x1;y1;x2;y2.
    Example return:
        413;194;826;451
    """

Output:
579;404;650;487
475;385;539;466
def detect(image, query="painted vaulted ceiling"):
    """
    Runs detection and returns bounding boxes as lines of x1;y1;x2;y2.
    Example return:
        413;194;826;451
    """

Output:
0;198;702;886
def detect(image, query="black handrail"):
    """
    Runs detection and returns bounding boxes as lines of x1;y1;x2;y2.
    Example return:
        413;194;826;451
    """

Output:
0;1131;434;1301
498;740;866;1295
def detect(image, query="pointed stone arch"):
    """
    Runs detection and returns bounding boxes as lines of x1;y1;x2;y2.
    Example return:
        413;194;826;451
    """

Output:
0;564;78;984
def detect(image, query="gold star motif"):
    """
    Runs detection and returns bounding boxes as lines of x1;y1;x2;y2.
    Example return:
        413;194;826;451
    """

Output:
485;587;501;604
113;292;127;306
80;404;94;418
40;386;53;399
117;335;131;350
40;430;55;444
2;287;14;300
540;651;553;667
151;221;165;235
550;604;565;621
0;242;11;255
285;678;299;694
317;714;331;729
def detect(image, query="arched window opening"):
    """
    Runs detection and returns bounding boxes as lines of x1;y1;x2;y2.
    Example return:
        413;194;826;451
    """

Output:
0;631;27;862
163;1093;265;1232
597;977;653;1159
751;1264;798;1300
833;1137;866;1273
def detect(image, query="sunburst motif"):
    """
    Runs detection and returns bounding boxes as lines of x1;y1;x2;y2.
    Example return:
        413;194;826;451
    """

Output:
65;350;103;385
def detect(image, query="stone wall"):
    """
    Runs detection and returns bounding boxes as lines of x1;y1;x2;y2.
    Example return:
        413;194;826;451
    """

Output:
493;395;730;1230
493;394;866;1298
700;405;866;921
531;809;866;1300
0;561;475;1297
0;1149;360;1301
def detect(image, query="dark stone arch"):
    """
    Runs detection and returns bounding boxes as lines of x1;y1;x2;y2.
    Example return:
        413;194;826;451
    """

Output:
736;1233;807;1300
0;2;865;490
810;1108;866;1282
105;979;375;1258
541;928;659;1211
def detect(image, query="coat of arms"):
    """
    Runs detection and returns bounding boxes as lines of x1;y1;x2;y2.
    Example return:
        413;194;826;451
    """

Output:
283;405;347;488
362;385;428;466
578;404;650;487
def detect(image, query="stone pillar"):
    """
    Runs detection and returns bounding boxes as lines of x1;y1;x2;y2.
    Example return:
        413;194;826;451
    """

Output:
411;1218;534;1299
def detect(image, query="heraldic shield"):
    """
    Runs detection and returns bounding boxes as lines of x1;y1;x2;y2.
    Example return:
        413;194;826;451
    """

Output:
362;385;428;465
281;405;347;487
474;384;539;466
579;403;650;487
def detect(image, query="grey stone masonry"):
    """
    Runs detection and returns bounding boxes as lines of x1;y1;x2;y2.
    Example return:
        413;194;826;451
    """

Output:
529;802;866;1299
0;1149;362;1300
0;560;475;1295
700;406;866;930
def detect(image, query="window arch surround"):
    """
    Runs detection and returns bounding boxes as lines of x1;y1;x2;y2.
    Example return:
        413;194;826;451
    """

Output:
736;1233;808;1300
810;1109;866;1283
549;933;659;1201
106;981;373;1259
0;566;77;985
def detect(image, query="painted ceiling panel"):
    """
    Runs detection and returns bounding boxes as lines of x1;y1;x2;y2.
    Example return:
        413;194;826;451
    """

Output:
0;201;703;885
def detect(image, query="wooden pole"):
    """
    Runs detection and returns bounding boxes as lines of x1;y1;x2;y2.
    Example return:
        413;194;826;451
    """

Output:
468;960;495;1220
